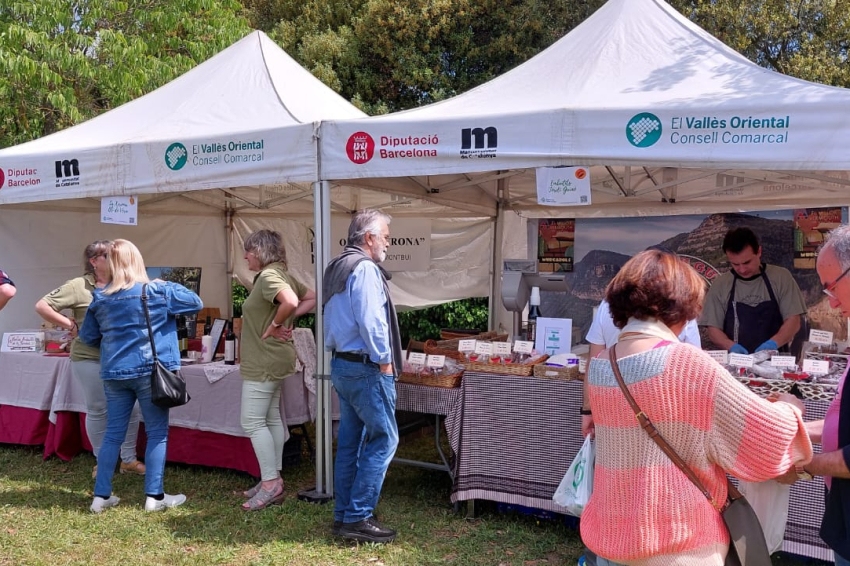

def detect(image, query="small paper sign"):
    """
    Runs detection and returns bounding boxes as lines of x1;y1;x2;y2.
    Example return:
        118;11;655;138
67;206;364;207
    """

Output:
1;331;44;353
536;166;592;206
408;352;427;366
426;355;446;368
101;195;138;226
809;329;834;345
771;355;797;368
728;353;754;368
802;359;830;375
706;350;728;365
401;349;408;361
514;340;534;354
458;339;476;353
474;342;493;356
578;357;587;374
493;342;512;356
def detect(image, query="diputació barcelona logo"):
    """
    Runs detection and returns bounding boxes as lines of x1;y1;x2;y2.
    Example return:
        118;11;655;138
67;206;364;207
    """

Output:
0;168;5;189
165;143;188;170
346;132;375;164
626;113;662;148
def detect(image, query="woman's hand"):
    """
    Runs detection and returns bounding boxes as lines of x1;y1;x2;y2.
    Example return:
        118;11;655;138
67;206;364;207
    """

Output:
261;323;292;341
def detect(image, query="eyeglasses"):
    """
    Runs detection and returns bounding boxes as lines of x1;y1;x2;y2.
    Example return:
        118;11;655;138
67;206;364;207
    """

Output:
823;264;850;299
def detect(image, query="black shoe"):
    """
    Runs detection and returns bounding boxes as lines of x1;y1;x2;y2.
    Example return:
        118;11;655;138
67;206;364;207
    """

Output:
332;520;342;536
338;517;396;543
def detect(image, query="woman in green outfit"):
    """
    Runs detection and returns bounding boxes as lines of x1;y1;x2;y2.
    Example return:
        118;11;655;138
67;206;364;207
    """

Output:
239;230;316;510
35;240;145;477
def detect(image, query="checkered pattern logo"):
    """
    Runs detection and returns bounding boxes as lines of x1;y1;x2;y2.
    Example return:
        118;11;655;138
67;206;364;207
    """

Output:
165;143;188;170
626;113;662;147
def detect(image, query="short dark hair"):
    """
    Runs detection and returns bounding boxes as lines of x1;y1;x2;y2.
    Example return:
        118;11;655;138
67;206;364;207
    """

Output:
606;249;705;329
722;227;760;255
244;229;287;268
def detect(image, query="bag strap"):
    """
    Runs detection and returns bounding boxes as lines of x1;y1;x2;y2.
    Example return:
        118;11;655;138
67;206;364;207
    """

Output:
608;344;740;510
141;283;159;362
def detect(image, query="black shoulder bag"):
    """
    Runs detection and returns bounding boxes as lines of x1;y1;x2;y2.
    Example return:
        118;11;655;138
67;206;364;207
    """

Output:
142;284;191;408
608;344;771;566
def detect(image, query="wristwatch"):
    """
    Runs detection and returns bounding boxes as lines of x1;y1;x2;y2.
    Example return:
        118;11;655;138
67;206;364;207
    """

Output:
271;321;283;328
795;465;814;481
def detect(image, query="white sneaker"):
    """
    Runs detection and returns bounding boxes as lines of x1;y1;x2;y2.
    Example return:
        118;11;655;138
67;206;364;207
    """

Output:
144;493;187;512
90;495;120;514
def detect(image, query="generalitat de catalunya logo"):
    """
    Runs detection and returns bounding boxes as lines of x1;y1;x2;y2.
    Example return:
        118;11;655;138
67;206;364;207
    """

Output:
165;143;188;170
626;113;662;148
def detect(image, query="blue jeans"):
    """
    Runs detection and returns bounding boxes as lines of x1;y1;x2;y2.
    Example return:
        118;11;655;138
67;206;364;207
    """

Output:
331;358;399;524
835;551;850;566
94;376;170;498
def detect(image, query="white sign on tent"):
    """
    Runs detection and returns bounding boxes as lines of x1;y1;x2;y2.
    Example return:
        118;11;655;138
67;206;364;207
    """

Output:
535;166;591;206
101;195;138;225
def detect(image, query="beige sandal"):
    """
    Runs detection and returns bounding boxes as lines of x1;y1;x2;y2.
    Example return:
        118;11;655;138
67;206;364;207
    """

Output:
241;482;262;499
241;482;284;511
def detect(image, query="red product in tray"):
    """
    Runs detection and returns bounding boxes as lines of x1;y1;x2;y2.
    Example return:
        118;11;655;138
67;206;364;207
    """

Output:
783;371;809;381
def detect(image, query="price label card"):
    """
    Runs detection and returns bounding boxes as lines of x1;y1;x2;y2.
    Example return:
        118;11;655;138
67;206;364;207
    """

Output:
802;359;830;375
578;358;587;374
706;350;728;365
458;339;476;353
401;349;408;361
474;342;493;356
408;352;427;366
493;342;512;356
728;353;754;368
810;329;834;345
514;340;534;354
426;354;446;368
771;355;797;368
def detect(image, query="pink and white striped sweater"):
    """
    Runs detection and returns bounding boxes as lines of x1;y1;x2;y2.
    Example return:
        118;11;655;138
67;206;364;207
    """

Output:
581;343;812;566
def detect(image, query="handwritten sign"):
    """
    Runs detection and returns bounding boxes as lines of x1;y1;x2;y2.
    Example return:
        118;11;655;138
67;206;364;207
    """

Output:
493;342;512;356
536;166;591;206
474;342;493;356
101;195;138;226
802;359;830;375
1;331;45;353
426;355;446;368
771;355;797;368
706;350;728;365
513;340;534;354
809;329;834;345
728;353;754;368
408;352;427;366
458;339;477;353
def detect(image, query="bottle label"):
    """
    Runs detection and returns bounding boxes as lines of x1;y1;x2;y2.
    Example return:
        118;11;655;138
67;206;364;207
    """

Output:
224;341;235;362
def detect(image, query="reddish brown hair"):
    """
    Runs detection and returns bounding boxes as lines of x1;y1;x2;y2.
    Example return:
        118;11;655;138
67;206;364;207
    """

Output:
605;249;705;329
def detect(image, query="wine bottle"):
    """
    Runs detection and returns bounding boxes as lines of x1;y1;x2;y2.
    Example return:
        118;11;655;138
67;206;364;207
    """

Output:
224;321;236;365
527;286;542;344
204;315;212;335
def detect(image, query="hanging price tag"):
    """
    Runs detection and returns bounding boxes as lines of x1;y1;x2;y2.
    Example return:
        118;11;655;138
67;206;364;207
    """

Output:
493;342;512;356
706;350;728;365
426;355;446;368
408;352;427;366
514;340;534;354
728;353;754;368
474;342;493;356
810;329;834;345
458;339;476;353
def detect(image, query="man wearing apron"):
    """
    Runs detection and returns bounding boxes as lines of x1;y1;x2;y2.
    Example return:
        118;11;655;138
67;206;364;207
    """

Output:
701;227;806;354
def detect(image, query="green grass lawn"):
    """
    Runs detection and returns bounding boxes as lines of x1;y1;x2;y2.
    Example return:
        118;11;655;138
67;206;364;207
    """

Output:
0;426;833;565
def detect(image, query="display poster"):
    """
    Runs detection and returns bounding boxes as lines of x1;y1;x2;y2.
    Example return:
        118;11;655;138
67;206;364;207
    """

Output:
535;166;592;206
100;195;138;225
537;219;575;273
535;317;572;356
331;217;431;272
793;207;841;269
147;267;202;336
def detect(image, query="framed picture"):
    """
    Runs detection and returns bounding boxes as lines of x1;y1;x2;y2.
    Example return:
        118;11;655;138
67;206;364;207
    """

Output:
209;318;227;358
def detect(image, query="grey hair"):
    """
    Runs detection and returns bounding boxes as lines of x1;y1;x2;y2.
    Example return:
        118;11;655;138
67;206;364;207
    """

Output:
824;225;850;269
244;229;287;268
348;209;392;245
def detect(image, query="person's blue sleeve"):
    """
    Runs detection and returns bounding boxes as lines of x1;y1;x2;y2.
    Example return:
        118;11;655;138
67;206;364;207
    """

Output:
162;282;203;315
349;263;392;366
78;301;102;348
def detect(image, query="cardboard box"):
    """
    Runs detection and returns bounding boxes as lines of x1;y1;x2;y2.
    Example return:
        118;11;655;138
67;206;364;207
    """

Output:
2;331;45;353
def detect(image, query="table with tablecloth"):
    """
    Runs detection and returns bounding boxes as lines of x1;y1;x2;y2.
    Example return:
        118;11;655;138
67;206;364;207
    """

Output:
0;329;339;477
446;370;836;563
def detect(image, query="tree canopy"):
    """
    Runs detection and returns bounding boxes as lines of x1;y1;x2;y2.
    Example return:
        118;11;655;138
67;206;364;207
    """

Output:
2;0;849;147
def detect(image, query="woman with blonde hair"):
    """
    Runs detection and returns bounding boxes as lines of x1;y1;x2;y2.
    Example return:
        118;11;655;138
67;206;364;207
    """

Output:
239;229;316;510
582;248;813;565
35;240;145;478
80;239;202;513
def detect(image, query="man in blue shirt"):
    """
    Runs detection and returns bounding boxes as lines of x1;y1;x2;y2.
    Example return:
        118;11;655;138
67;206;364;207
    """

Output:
323;209;402;544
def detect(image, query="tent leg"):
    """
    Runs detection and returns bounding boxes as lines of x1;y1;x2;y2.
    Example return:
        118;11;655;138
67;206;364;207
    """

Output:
298;180;334;505
489;177;507;332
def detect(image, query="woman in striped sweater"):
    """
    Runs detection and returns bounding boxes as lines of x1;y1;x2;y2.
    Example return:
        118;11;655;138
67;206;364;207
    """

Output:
581;248;812;566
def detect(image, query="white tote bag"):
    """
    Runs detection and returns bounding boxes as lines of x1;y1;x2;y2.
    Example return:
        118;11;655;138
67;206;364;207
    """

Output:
553;435;595;516
737;479;791;554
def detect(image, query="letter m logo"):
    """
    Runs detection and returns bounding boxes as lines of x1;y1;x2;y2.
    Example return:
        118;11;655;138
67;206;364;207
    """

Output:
55;159;80;178
461;127;497;150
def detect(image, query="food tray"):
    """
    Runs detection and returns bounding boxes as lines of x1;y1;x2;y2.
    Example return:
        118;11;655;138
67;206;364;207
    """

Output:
532;363;580;381
398;368;463;388
797;382;839;402
734;376;794;398
463;355;548;377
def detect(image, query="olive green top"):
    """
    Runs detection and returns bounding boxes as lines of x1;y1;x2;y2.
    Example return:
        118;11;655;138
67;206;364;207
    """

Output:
239;262;309;382
41;274;100;362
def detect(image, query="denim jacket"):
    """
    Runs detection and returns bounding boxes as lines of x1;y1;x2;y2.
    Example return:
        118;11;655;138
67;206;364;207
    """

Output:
80;281;203;380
